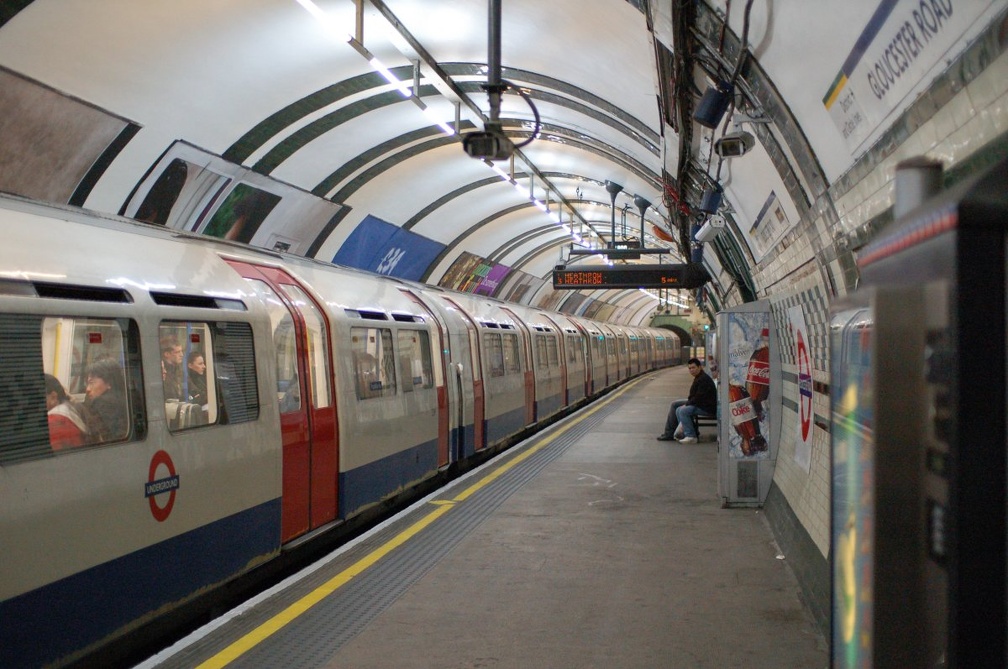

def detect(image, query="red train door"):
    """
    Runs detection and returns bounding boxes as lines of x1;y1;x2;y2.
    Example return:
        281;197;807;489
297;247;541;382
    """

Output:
224;259;338;542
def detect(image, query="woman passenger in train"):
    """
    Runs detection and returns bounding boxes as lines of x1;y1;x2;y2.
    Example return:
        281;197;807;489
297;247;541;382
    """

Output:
44;373;88;449
83;358;128;442
186;350;208;405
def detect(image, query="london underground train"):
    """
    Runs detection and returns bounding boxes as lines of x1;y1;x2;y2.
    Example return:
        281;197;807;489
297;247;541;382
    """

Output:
0;193;680;668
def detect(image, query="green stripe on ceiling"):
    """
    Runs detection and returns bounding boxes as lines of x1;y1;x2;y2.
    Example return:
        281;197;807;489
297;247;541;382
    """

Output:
317;130;460;201
224;63;659;179
254;82;441;175
402;175;516;231
0;0;34;29
223;69;396;165
447;63;659;145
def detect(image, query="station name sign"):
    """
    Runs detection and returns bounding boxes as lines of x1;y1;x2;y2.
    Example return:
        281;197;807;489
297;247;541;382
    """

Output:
552;264;697;289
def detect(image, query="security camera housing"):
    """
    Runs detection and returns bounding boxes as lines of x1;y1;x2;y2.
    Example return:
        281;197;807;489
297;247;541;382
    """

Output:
694;217;725;243
462;124;515;161
714;130;755;158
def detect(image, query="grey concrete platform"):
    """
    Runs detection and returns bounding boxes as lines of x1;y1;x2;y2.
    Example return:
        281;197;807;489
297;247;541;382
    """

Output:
143;366;827;669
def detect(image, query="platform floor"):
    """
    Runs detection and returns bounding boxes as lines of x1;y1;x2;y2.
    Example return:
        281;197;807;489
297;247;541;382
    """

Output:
140;366;827;669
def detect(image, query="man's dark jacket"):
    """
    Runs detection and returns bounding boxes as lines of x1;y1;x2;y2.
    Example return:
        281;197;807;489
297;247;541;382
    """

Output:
688;371;717;414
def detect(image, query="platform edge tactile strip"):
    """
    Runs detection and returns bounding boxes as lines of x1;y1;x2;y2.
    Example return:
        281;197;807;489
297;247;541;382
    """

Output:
168;384;631;669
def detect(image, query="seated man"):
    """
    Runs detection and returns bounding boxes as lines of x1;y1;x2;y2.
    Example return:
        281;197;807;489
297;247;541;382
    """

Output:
657;357;717;443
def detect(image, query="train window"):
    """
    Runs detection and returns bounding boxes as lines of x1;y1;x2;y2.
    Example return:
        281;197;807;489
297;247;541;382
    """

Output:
546;335;559;367
244;279;301;413
159;321;259;431
502;333;520;373
0;315;147;465
607;336;616;358
534;335;549;369
279;284;332;409
619;336;628;356
397;329;434;392
351;327;396;399
482;332;504;377
566;335;580;363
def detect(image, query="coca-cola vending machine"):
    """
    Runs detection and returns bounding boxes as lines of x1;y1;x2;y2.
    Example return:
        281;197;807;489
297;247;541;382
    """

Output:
829;156;1008;668
715;302;781;507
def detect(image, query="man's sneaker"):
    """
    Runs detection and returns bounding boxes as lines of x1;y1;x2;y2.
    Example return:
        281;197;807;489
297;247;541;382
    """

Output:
674;427;685;440
678;436;698;444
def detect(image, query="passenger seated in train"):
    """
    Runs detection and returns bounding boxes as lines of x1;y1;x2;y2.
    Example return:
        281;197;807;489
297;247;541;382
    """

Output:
44;373;88;449
161;336;184;399
186;350;208;405
83;358;128;442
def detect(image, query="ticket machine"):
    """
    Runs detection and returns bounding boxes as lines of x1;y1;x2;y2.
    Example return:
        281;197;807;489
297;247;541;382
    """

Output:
829;156;1008;667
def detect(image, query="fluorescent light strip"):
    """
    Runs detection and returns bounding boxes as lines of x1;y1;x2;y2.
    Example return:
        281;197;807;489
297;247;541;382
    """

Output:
369;56;413;98
296;0;455;136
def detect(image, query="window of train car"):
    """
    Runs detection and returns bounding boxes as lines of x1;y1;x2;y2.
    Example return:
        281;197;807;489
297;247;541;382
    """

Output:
245;279;301;413
351;327;396;399
566;334;581;363
607;336;616;359
534;334;549;369
159;321;259;431
278;284;332;409
0;315;146;464
397;329;434;392
503;333;520;374
482;332;505;378
546;335;559;367
591;335;602;362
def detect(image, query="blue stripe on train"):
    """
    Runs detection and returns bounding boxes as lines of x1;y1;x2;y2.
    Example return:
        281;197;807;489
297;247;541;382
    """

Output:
535;391;563;421
339;437;440;517
0;499;281;669
485;403;526;445
338;403;531;517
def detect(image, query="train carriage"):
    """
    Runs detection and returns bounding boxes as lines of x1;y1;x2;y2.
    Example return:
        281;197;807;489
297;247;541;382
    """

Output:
0;193;681;668
0;198;283;668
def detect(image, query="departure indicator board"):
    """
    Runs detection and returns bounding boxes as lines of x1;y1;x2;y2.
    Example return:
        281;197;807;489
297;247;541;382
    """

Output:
552;264;690;289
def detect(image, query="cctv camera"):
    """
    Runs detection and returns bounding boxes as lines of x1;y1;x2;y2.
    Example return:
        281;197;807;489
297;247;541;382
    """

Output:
694;217;725;244
714;131;755;158
462;122;515;161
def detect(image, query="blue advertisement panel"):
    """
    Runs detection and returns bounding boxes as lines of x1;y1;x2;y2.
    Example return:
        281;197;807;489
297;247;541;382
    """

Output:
333;214;445;280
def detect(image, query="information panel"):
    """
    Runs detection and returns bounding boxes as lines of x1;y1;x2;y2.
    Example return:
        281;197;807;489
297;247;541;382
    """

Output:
552;264;689;289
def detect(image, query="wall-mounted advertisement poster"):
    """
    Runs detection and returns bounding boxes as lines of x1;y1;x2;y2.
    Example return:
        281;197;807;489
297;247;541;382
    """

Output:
725;311;772;460
333;214;445;280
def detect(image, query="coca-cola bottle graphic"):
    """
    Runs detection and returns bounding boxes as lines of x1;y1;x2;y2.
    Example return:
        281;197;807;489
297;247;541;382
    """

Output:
729;383;767;456
746;328;770;420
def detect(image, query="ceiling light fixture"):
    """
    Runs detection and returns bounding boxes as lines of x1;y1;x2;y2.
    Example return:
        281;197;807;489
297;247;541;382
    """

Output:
296;0;455;136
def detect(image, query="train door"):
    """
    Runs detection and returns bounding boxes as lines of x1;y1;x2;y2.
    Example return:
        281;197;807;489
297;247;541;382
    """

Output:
501;307;535;425
401;290;449;467
542;315;570;406
225;260;337;542
444;298;485;451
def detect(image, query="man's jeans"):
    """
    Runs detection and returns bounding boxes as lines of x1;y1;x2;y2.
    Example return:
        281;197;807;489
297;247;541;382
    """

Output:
662;400;713;438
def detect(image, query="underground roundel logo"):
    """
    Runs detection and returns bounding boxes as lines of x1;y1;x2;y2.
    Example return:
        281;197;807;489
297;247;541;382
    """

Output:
796;329;813;441
145;450;180;522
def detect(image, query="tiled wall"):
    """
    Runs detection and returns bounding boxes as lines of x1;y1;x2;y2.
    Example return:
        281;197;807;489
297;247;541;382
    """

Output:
743;15;1008;558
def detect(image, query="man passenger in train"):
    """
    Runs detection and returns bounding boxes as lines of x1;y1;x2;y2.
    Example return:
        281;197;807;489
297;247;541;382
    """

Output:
44;373;88;449
656;357;717;444
161;336;184;399
83;358;128;442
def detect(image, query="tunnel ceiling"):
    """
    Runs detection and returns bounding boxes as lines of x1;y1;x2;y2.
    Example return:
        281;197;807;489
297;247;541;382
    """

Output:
0;0;1002;325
